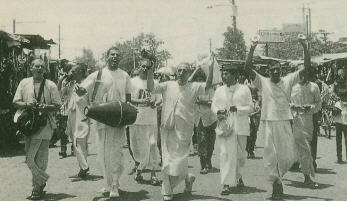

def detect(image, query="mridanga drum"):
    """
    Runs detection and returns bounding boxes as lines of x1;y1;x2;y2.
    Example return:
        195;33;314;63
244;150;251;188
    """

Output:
84;101;137;127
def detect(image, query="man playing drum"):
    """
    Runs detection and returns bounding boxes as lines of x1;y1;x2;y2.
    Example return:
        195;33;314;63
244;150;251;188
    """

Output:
75;47;131;198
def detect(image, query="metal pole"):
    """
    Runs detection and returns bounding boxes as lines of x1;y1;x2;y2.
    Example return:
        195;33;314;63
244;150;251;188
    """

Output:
231;0;237;30
58;24;61;59
309;8;312;50
265;44;269;56
209;38;212;53
306;15;310;51
13;19;15;33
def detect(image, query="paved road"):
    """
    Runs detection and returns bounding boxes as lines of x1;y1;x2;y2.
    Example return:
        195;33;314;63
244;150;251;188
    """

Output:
1;130;346;201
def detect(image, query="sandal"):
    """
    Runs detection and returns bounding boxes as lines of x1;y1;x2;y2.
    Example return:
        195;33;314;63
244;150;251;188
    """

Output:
27;190;44;200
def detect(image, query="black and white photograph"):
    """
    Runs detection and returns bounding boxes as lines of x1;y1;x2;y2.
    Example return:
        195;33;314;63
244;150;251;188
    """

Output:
0;0;347;200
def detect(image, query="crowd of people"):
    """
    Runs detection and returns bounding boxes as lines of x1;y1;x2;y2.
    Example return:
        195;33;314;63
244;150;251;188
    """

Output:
10;36;347;201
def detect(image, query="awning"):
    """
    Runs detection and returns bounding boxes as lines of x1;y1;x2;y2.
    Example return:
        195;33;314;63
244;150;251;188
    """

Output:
16;34;56;50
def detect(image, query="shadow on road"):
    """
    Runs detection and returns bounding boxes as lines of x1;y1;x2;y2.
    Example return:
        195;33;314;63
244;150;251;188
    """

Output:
174;192;232;201
0;143;25;158
92;190;149;201
284;179;333;190
281;193;333;201
229;186;266;194
315;168;336;175
69;174;103;182
41;192;76;201
208;167;220;173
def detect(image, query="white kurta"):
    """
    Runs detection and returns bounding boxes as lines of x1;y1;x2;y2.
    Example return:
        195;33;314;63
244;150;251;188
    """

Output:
153;81;205;195
291;82;321;176
211;84;252;186
129;76;160;170
252;71;300;183
77;67;131;189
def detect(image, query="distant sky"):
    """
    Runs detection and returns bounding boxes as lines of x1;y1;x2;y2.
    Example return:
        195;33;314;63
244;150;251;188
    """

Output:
0;0;346;65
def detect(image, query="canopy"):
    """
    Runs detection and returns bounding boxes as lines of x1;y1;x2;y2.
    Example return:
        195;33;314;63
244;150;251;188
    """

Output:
311;53;347;65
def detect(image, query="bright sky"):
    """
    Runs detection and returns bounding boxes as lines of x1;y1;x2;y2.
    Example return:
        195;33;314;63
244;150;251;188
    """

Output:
0;0;346;65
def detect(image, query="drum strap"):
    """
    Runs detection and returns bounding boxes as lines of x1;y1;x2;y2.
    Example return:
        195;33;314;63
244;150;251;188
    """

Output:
91;69;103;103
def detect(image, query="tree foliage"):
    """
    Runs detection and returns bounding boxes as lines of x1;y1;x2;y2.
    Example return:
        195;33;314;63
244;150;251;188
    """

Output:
103;33;171;74
265;33;346;60
217;27;247;60
75;48;97;72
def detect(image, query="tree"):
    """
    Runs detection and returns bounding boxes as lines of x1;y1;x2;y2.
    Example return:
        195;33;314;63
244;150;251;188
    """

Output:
103;33;172;74
265;32;346;60
217;27;247;60
75;48;97;72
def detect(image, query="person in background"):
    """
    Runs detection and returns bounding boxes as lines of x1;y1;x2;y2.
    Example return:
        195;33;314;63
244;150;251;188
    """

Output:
290;67;321;187
332;67;347;163
65;63;90;178
246;87;261;159
193;68;217;174
13;58;61;200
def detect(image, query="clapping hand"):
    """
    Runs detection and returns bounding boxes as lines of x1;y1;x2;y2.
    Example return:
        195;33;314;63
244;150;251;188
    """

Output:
217;110;227;121
230;105;237;113
75;85;87;96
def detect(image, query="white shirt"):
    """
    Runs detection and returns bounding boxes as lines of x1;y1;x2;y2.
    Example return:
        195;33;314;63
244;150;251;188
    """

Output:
130;76;157;125
252;71;300;121
13;77;62;139
153;81;205;127
211;84;252;136
77;67;131;129
196;88;217;127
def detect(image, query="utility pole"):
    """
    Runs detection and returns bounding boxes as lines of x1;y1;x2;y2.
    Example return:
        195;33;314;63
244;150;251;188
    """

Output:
209;38;212;53
231;0;237;30
13;19;15;33
58;24;61;59
12;19;46;34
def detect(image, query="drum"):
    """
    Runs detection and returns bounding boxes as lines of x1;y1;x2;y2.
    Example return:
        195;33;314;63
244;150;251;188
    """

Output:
84;101;137;127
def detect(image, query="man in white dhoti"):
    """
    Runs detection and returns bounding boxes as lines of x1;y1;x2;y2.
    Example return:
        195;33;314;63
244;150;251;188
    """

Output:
147;60;214;201
64;63;90;178
13;58;61;200
244;37;311;200
211;66;252;195
291;72;321;187
75;47;131;198
129;60;161;185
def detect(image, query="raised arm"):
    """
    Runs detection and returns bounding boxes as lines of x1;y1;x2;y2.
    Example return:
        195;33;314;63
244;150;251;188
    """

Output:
205;53;215;91
298;34;311;77
244;38;258;81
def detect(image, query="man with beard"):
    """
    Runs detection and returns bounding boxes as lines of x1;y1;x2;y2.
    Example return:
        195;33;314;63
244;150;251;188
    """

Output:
147;59;214;201
243;36;311;200
211;66;252;195
75;47;131;198
13;58;61;200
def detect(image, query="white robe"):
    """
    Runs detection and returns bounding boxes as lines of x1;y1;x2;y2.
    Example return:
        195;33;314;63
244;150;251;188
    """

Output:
252;71;300;183
76;67;131;189
153;81;205;195
129;76;160;170
291;82;321;176
211;84;252;186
